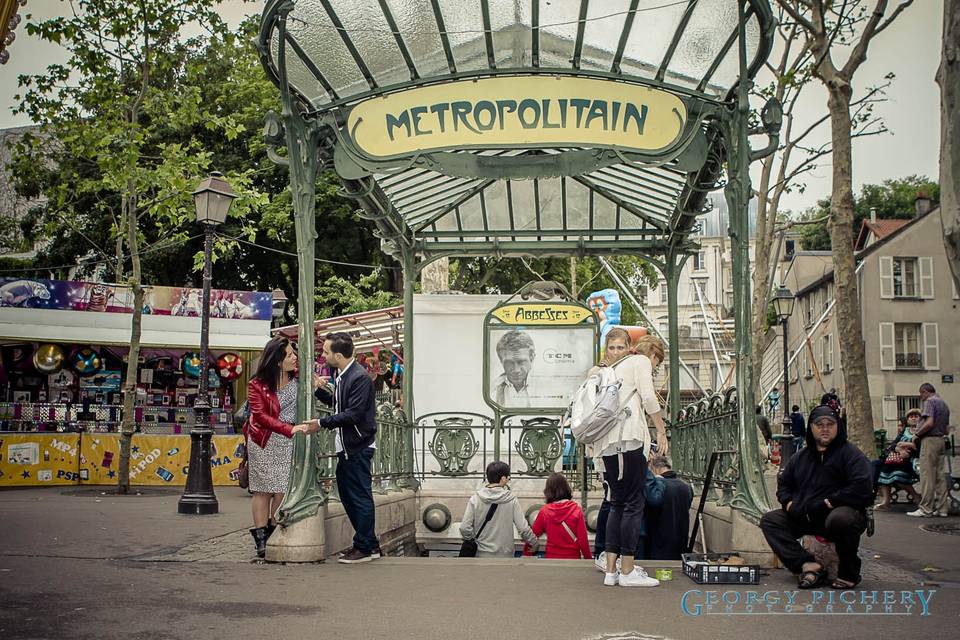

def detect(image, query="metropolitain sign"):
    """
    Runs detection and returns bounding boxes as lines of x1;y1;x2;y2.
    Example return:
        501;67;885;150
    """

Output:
347;76;687;159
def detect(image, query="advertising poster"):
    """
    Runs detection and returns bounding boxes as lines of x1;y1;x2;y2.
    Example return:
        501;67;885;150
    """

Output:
79;434;244;485
0;434;80;486
0;277;272;321
0;434;243;486
484;301;599;413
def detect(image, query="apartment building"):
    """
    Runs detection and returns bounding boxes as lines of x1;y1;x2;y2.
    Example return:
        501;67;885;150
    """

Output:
761;202;958;435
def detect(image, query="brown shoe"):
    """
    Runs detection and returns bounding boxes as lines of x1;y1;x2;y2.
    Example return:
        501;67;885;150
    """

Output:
337;548;373;564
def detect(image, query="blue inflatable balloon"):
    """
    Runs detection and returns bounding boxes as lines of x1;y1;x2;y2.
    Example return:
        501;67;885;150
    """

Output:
586;289;622;341
182;352;203;378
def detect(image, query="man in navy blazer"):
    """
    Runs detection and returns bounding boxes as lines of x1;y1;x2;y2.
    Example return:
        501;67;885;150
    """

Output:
304;332;379;563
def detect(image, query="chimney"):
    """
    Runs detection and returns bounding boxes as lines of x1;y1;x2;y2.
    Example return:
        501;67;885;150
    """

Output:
915;192;932;217
870;207;877;223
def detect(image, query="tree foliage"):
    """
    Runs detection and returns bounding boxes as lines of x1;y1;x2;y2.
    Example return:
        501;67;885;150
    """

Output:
6;12;393;316
798;175;939;250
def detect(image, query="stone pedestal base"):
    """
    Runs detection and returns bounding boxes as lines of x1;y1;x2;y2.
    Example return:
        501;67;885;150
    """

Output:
265;509;326;563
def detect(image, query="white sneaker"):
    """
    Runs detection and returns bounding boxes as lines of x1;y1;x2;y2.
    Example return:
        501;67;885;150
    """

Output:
603;571;619;586
906;509;935;517
594;553;607;572
935;511;949;517
594;552;622;573
618;567;660;587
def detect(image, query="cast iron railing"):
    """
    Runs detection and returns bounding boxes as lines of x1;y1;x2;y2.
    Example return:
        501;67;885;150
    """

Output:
668;386;771;521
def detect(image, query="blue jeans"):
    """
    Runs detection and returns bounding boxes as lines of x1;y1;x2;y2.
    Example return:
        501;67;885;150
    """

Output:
336;448;379;552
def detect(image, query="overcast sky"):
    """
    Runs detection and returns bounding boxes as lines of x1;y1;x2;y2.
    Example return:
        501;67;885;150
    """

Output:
0;1;944;215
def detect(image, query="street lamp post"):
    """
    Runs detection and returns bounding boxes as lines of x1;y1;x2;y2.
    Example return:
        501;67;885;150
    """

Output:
771;285;796;469
178;172;236;515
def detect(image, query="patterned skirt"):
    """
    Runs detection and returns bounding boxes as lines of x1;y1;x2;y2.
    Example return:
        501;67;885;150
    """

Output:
248;433;293;494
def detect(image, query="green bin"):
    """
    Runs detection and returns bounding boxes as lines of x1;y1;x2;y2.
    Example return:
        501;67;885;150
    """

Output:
874;429;887;458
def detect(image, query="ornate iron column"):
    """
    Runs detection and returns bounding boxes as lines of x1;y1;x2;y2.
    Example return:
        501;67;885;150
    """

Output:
664;253;686;419
397;246;419;489
267;6;326;526
723;0;771;521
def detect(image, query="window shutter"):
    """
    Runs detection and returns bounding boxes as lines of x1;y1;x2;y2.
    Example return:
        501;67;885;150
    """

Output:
923;323;940;370
825;335;833;371
879;256;894;299
953;278;959;300
815;334;823;371
919;257;934;299
879;323;895;370
882;396;898;421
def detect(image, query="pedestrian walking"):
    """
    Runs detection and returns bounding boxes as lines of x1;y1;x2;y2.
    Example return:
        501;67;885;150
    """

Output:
907;383;952;518
301;332;380;563
759;405;873;590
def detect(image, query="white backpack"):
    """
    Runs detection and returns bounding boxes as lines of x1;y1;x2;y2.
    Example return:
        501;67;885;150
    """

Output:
565;357;636;447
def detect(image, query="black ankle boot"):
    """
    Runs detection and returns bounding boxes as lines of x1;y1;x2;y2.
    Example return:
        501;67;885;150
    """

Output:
250;527;269;558
266;520;277;539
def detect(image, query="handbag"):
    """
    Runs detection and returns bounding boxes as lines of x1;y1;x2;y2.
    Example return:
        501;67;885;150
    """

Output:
458;502;499;557
237;435;250;489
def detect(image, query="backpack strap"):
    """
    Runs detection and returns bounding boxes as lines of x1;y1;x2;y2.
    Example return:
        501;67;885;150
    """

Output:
560;520;577;543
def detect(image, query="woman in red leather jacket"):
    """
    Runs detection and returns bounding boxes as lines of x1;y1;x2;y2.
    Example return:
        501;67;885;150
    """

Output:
245;335;308;558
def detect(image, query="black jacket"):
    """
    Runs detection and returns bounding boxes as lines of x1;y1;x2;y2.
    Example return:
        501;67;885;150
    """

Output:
315;361;377;455
776;407;873;522
647;471;694;561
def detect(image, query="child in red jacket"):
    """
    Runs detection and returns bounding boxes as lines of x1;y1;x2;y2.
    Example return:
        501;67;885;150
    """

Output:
528;472;593;559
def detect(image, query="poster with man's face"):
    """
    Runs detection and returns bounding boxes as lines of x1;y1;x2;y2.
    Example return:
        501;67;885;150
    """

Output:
486;327;596;412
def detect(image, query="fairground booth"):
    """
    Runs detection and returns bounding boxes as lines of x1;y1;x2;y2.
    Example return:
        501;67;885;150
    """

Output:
255;0;782;548
0;277;272;487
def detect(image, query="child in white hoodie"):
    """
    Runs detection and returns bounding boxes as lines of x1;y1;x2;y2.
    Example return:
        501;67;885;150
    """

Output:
460;461;539;557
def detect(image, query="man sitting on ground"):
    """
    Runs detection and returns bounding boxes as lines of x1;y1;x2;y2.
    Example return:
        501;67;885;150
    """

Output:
759;405;873;589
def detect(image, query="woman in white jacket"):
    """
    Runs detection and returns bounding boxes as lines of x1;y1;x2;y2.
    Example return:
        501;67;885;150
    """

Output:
589;330;668;587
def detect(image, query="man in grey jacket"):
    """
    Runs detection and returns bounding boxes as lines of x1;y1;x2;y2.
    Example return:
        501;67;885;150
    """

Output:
460;462;539;557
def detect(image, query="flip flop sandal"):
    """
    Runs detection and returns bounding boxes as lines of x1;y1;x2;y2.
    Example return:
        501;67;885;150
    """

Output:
798;568;827;589
830;578;861;590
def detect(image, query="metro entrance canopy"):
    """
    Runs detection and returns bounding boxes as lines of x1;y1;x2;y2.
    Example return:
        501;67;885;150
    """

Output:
257;0;780;522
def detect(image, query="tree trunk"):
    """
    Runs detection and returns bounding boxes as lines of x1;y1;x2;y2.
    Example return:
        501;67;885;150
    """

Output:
826;83;875;455
940;0;960;291
117;189;144;494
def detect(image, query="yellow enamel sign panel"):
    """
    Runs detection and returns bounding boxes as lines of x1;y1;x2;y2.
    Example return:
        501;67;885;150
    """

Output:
491;303;593;326
0;434;80;485
0;433;244;486
348;76;687;158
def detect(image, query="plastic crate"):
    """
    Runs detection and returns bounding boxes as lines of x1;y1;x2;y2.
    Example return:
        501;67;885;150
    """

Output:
681;552;760;584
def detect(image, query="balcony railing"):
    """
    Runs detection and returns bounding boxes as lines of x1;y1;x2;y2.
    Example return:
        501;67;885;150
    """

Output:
896;352;923;369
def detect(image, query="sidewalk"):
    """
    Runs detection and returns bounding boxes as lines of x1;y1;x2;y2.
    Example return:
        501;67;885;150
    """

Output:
0;487;957;640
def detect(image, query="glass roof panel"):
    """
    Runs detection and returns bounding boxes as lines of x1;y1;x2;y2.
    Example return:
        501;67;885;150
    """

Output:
564;178;591;231
509;179;538;232
578;0;631;72
617;1;691;79
285;0;367;96
331;0;411;87
270;30;330;105
537;178;563;229
482;181;512;229
383;0;448;77
536;0;579;68
701;12;761;90
437;0;489;72
668;0;745;89
490;0;533;68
